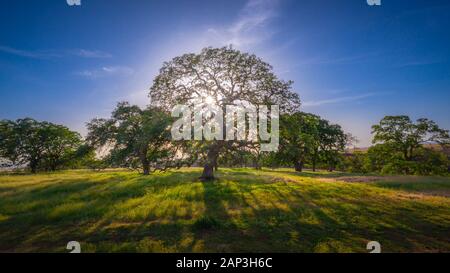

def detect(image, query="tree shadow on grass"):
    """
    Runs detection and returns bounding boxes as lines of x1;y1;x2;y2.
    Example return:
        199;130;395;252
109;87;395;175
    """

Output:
185;173;450;252
0;171;198;252
1;169;449;252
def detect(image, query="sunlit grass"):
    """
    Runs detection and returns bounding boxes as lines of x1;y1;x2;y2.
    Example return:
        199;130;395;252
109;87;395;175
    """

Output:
0;168;449;253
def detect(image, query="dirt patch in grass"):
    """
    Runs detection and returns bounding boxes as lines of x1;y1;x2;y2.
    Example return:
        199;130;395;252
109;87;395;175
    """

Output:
417;190;450;198
318;176;385;183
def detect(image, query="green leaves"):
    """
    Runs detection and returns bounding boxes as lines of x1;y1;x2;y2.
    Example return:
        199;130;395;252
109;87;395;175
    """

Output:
149;46;300;113
86;102;180;175
277;112;347;171
0;118;83;172
368;115;450;175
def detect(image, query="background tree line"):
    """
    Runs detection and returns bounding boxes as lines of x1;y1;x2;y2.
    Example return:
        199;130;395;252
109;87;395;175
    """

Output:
0;118;94;173
2;112;449;176
1;48;449;176
340;116;450;175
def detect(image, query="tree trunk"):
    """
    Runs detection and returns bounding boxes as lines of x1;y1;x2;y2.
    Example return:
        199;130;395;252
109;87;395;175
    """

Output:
403;149;409;161
141;154;150;175
201;147;219;181
30;160;38;174
143;163;150;175
201;163;215;180
408;146;414;161
328;163;334;172
139;146;151;175
294;160;303;172
312;150;318;172
254;153;262;170
50;160;57;172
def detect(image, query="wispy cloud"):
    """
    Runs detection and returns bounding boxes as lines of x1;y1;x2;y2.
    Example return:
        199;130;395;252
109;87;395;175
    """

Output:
205;0;279;48
295;52;379;67
75;66;134;79
0;45;61;59
0;45;111;59
69;49;112;59
302;93;378;107
396;60;443;67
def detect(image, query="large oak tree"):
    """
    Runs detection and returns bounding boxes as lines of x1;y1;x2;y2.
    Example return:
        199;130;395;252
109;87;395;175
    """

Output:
149;47;300;179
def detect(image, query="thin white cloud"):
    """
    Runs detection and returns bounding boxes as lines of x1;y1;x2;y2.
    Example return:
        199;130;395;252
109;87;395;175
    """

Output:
302;93;378;107
396;60;443;67
0;45;61;59
69;49;112;58
0;45;112;59
204;0;279;48
295;52;379;67
76;66;134;79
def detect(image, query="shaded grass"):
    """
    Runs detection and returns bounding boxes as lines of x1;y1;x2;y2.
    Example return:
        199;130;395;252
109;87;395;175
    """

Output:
0;168;449;253
373;176;450;195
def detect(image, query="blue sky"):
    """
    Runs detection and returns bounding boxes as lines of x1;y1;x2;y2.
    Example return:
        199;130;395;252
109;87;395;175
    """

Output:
1;0;450;146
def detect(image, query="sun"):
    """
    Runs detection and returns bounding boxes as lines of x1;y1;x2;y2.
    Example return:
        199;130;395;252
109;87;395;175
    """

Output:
204;95;215;104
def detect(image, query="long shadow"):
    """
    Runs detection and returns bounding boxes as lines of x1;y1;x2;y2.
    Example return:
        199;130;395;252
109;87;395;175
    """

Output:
194;170;447;252
0;171;201;252
2;169;448;252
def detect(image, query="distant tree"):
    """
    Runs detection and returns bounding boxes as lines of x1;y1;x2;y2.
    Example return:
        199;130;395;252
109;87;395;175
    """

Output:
150;47;300;180
372;116;450;160
345;133;359;150
339;152;368;173
412;147;449;175
278;112;317;172
319;122;347;172
0;118;82;173
366;143;399;173
64;144;103;170
370;116;450;175
261;152;280;170
86;102;182;175
308;118;328;172
40;124;83;171
217;146;252;168
277;112;347;172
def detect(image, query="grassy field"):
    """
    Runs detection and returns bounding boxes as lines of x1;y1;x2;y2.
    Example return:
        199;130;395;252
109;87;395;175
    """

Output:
0;168;449;253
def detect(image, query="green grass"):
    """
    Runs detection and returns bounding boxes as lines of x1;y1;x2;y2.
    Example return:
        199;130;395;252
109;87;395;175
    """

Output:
0;168;449;253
